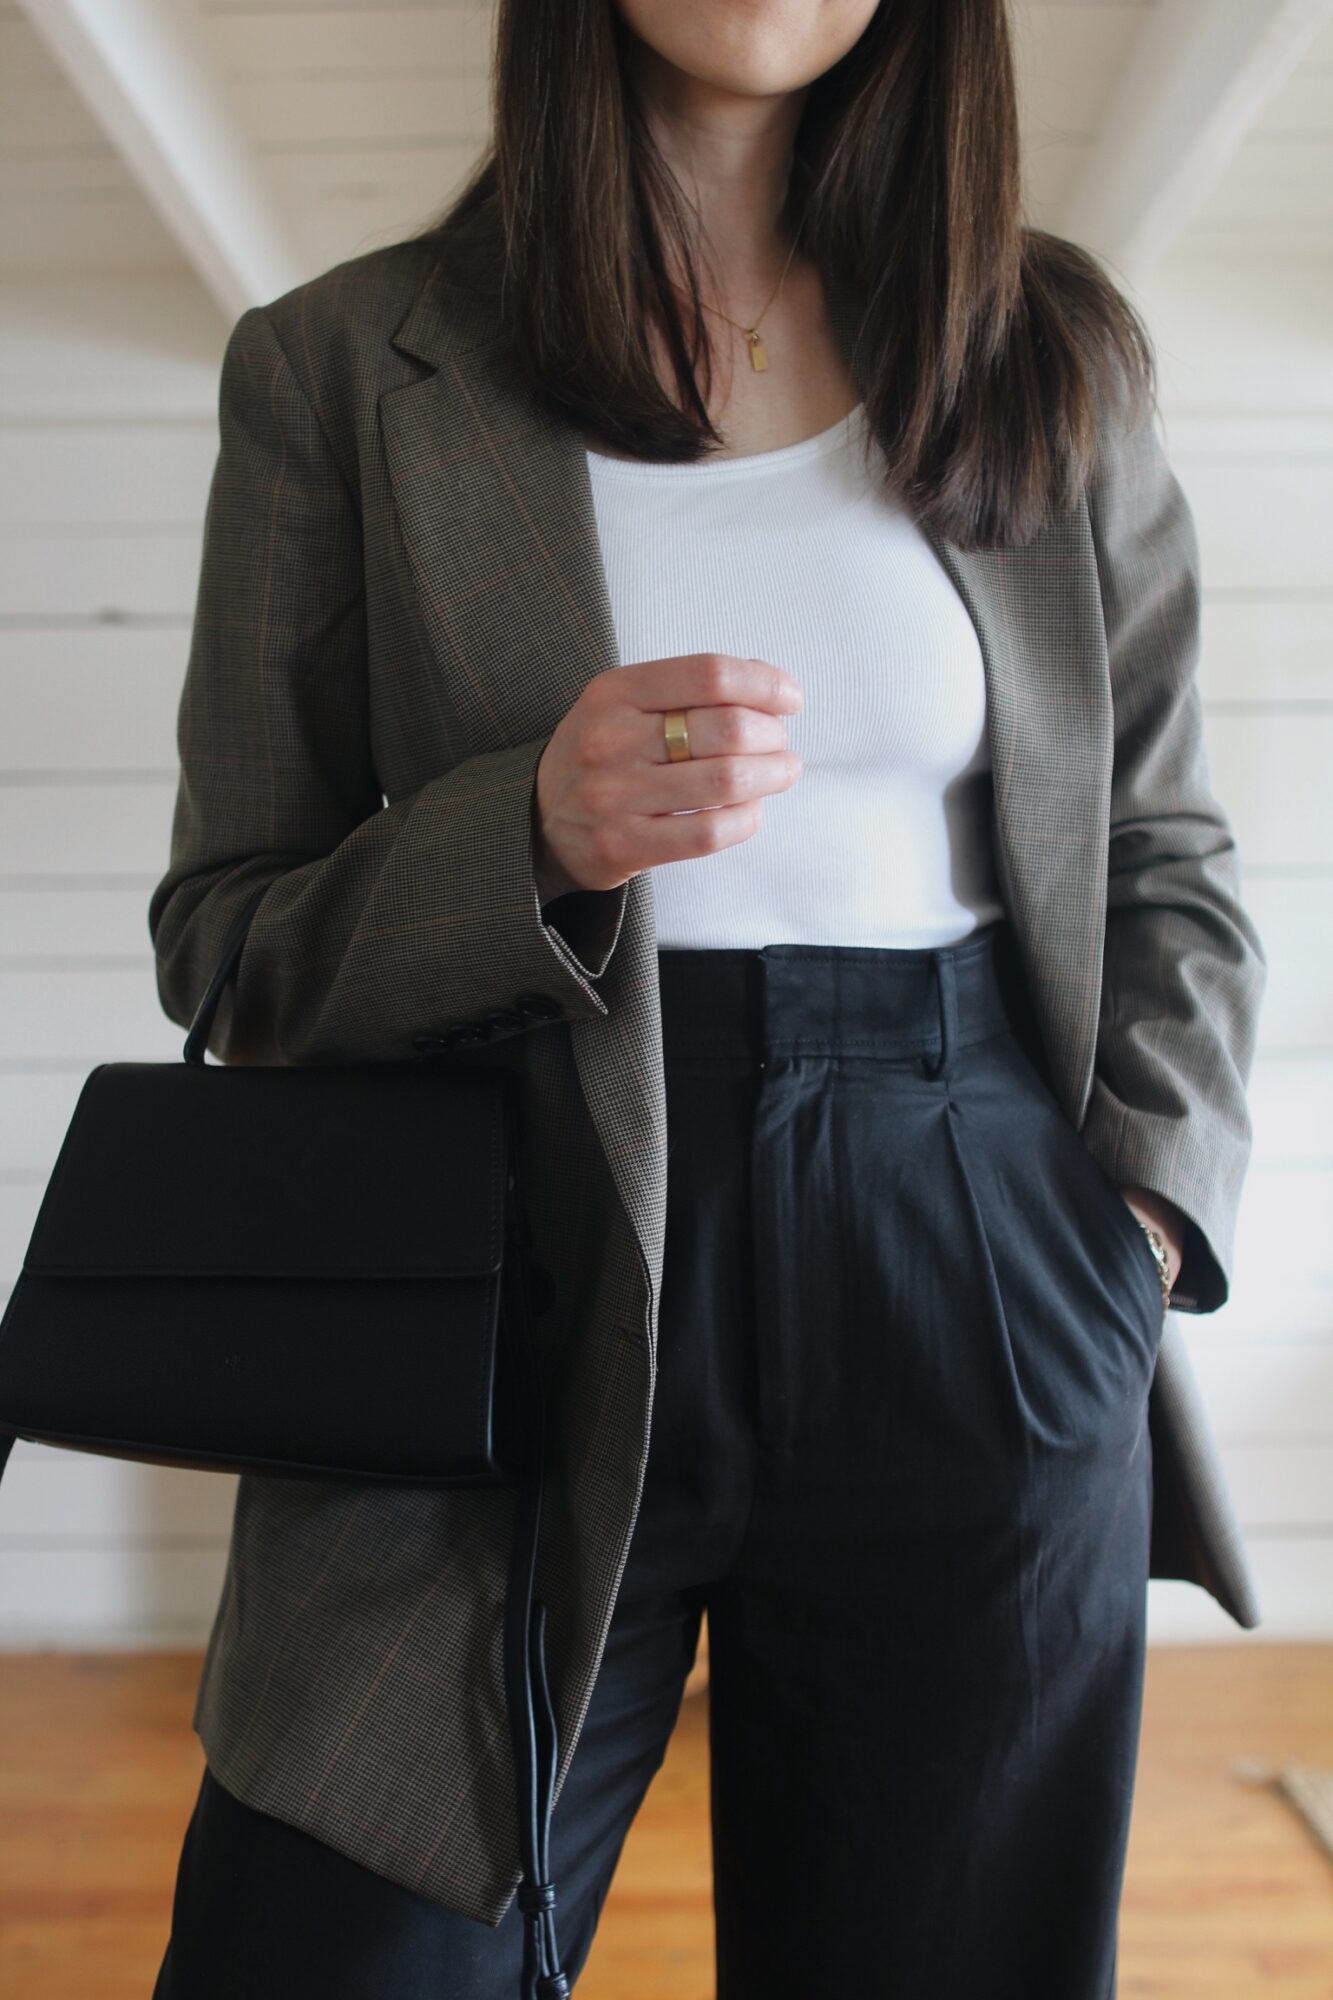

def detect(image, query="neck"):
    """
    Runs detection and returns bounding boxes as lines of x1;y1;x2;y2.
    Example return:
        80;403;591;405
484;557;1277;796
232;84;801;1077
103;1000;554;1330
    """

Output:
623;35;808;301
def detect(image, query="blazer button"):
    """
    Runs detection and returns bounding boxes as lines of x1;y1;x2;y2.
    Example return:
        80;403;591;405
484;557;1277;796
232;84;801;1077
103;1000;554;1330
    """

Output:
411;1031;452;1056
452;1022;492;1046
514;992;564;1021
482;1008;526;1035
412;1025;471;1054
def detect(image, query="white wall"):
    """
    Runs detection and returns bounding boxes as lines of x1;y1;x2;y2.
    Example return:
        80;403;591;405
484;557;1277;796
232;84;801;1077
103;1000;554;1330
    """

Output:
0;271;240;1644
1134;249;1333;1639
0;242;1330;1644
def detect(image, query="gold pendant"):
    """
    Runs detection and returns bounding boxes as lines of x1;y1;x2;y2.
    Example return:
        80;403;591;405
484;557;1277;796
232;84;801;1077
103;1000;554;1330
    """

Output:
747;330;769;372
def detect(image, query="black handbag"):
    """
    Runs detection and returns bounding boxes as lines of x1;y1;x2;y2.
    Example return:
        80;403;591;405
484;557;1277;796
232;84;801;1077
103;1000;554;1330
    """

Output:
0;879;572;2000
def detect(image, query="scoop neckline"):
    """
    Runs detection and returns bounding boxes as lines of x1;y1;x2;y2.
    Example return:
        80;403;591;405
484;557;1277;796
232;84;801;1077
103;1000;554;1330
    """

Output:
584;401;866;478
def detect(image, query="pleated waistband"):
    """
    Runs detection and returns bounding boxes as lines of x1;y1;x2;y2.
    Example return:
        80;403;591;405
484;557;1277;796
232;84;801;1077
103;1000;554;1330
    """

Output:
655;917;1030;1068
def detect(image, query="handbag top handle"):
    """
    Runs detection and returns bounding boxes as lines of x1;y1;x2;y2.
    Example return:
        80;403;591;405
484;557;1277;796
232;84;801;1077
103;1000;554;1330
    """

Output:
183;880;273;1067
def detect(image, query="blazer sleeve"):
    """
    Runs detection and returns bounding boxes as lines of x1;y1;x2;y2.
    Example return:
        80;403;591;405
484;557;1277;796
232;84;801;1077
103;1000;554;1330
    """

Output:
148;303;630;1066
1077;384;1268;1315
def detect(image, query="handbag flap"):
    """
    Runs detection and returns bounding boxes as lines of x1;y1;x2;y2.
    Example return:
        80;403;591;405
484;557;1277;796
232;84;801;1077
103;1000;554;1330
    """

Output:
23;1059;512;1279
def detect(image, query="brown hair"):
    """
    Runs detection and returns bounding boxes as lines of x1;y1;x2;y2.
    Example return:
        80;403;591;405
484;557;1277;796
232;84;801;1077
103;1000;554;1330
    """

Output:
401;0;1156;550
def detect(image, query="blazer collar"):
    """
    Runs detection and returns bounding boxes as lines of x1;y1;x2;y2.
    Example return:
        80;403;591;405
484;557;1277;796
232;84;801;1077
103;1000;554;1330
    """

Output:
389;215;508;367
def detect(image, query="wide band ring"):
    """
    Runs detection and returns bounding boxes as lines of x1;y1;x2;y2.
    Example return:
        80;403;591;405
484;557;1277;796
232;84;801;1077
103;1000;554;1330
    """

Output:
663;709;693;762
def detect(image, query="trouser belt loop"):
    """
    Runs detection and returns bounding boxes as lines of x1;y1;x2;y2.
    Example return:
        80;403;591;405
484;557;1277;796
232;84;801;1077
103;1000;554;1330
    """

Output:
923;949;957;1080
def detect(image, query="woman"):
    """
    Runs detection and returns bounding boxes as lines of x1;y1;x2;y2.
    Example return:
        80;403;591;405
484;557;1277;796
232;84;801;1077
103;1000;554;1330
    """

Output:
149;0;1267;1995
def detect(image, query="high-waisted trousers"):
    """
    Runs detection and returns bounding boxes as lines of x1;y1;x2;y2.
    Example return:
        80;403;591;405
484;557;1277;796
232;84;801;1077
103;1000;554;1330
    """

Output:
153;916;1168;2000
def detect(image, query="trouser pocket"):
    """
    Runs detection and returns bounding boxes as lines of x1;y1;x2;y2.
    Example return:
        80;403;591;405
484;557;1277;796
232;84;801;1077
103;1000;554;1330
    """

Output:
940;1030;1167;1455
1048;1096;1168;1342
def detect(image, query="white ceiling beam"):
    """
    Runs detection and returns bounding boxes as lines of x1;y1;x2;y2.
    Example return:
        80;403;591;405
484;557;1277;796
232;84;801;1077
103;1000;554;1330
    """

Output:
1060;0;1333;284
16;0;302;320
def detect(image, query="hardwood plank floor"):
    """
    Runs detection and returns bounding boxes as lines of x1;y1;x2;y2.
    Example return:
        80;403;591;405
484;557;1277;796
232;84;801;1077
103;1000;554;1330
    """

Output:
0;1646;1329;1997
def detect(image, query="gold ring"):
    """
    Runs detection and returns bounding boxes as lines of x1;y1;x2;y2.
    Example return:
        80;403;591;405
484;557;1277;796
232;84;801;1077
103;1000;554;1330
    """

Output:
663;709;692;762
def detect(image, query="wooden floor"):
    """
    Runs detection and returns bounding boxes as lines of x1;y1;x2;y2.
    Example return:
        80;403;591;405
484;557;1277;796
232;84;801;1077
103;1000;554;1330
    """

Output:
0;1646;1330;1997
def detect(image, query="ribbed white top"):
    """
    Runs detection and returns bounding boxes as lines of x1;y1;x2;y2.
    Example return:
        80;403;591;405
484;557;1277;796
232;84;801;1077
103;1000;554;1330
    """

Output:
583;401;1004;950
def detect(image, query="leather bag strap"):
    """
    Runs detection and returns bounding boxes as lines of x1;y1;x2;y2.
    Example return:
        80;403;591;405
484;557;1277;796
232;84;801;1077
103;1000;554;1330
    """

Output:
501;1154;570;1999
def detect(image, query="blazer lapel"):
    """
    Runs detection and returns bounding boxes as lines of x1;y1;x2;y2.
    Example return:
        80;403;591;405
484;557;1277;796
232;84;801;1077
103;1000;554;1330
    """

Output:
821;283;1112;1133
922;529;1111;1129
382;253;671;1301
381;245;1112;1330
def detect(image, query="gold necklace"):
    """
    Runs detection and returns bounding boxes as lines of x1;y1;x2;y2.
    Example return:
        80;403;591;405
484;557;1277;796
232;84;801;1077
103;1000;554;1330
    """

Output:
686;228;802;373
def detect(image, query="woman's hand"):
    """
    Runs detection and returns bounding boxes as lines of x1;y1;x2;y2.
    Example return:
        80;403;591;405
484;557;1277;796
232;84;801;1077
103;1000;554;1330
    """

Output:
533;653;805;900
1119;1185;1185;1290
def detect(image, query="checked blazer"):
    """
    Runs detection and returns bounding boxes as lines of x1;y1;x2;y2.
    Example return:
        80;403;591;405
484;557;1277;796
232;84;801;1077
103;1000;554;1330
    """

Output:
149;193;1268;1927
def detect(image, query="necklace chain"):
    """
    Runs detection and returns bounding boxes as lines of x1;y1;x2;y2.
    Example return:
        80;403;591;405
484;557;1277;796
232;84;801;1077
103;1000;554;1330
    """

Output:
683;224;803;373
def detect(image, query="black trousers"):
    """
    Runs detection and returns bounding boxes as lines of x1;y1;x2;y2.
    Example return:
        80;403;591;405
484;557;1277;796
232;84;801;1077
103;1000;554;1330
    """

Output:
154;917;1166;1999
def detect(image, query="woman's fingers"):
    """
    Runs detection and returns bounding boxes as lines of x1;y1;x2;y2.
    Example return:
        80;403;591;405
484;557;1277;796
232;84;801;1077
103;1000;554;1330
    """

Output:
641;700;790;764
619;651;804;725
629;738;803;820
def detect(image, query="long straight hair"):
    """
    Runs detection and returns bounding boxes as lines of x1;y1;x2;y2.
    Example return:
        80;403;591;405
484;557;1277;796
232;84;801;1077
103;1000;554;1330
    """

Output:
401;0;1156;550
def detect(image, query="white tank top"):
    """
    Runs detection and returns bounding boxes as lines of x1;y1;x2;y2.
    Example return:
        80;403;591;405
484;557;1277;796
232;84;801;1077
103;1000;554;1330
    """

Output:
583;401;1004;950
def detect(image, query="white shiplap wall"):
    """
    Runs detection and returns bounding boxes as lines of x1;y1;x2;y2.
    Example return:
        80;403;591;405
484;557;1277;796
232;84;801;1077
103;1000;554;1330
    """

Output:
0;0;1329;1646
0;270;240;1643
1129;248;1333;1639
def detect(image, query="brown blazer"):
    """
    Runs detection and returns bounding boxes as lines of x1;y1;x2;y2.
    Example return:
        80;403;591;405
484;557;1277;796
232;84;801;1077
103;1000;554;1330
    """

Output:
149;201;1268;1925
